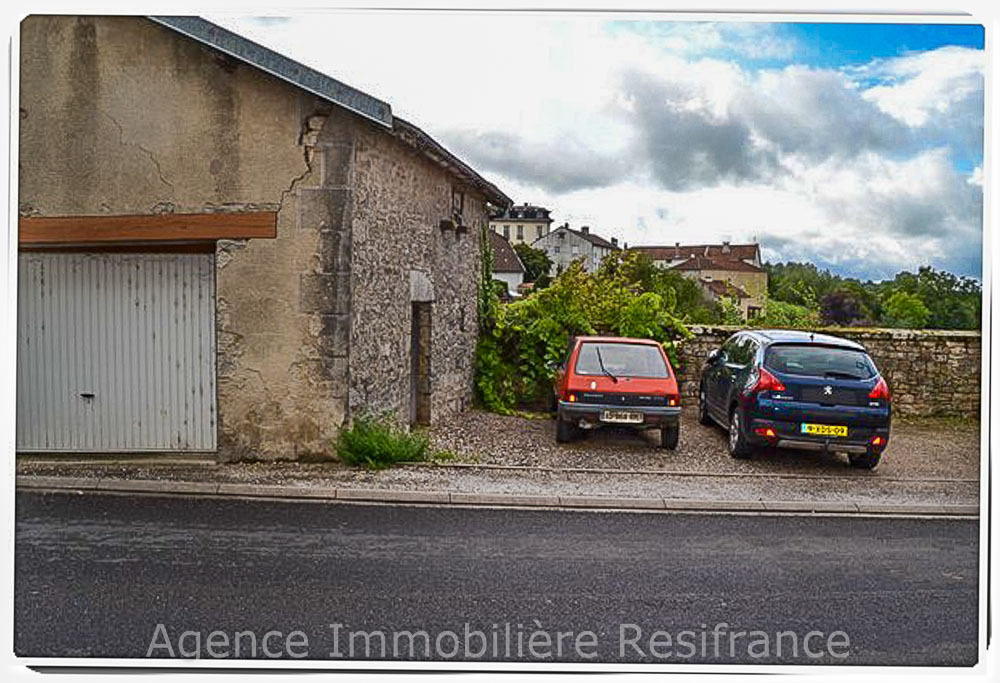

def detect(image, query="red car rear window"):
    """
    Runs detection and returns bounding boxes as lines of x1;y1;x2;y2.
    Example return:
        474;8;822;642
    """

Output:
575;342;670;379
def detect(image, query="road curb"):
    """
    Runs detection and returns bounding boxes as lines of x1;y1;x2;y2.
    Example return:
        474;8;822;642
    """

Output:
15;476;979;517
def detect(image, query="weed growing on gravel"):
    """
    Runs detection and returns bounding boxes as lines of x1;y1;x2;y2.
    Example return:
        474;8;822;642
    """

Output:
335;416;429;469
430;450;458;463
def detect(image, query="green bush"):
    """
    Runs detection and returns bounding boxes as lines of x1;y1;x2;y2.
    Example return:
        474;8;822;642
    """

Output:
475;251;690;413
750;298;820;329
882;291;930;329
335;416;429;469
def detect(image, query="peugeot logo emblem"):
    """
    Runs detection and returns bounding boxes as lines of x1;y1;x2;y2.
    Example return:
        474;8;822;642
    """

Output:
823;386;833;396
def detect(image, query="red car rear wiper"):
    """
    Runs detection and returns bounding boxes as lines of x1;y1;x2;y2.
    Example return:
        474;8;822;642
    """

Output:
596;346;619;383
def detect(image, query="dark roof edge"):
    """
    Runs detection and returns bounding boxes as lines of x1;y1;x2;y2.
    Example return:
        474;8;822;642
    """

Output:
149;16;511;207
393;117;512;208
148;16;393;128
559;225;618;250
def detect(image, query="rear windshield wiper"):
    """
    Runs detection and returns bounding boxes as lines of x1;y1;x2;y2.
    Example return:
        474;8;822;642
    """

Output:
824;371;863;380
596;347;618;383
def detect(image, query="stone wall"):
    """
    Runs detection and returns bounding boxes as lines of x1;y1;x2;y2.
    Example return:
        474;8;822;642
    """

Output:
675;325;982;418
348;116;486;427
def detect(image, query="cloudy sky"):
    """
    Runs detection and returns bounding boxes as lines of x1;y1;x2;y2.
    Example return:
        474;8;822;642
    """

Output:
210;13;985;281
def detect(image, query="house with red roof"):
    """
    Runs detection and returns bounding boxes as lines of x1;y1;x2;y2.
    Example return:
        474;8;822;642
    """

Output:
631;241;767;319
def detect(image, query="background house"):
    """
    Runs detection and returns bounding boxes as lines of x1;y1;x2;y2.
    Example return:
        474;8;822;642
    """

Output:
533;223;620;275
487;230;526;299
17;15;510;460
632;242;767;319
489;203;553;245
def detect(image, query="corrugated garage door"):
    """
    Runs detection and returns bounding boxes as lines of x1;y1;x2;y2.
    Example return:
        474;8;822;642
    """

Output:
16;252;216;452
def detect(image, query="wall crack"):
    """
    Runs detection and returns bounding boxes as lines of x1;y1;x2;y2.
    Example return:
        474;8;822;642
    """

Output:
101;111;175;192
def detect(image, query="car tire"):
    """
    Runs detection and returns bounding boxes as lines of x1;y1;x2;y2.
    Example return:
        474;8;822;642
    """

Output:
556;418;577;443
848;452;881;470
660;424;679;450
698;385;714;426
728;409;753;459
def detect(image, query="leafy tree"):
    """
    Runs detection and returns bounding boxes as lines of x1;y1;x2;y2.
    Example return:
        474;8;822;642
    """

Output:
513;242;553;284
750;299;820;329
881;266;980;330
820;288;869;326
768;259;980;331
882;291;930;329
612;252;723;324
715;297;744;325
766;262;840;303
475;252;690;412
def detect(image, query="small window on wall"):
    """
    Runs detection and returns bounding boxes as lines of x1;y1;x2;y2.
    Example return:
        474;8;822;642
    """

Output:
517;225;524;240
452;187;465;217
554;246;561;254
536;226;543;239
503;226;509;239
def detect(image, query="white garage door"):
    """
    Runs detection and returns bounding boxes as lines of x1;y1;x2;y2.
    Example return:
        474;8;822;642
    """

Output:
16;251;217;452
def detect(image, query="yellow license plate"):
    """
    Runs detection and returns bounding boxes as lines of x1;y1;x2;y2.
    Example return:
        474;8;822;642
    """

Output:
801;423;848;437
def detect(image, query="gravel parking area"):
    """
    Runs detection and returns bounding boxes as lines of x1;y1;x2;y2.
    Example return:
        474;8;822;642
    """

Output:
17;409;980;508
429;407;980;481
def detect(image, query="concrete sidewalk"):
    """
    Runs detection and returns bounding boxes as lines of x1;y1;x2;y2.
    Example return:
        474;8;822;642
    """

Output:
15;472;979;517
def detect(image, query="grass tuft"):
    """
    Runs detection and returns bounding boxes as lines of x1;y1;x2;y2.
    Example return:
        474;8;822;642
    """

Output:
335;416;430;470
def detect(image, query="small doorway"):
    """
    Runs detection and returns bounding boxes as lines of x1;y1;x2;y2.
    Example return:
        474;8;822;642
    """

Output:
410;302;432;426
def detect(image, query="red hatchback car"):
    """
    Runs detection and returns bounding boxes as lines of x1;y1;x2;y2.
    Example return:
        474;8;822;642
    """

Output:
553;336;681;449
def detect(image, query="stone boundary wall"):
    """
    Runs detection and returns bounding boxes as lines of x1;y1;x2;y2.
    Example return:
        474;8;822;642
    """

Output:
675;326;982;418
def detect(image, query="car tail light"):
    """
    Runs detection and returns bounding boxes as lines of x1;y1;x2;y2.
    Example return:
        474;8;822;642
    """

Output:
869;376;891;400
754;426;777;439
567;393;578;403
666;395;679;407
870;435;886;447
747;367;786;394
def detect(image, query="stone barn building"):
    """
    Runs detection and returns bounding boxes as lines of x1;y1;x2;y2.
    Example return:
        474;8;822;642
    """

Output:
16;15;510;460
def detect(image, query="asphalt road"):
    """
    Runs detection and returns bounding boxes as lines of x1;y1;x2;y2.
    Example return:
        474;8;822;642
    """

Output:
14;491;980;667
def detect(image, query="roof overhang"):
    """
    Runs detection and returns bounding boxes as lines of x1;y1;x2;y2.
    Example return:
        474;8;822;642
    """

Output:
149;16;511;208
393;117;512;208
148;16;393;128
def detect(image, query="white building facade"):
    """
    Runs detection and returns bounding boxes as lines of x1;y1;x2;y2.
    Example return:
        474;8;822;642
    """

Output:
532;224;619;275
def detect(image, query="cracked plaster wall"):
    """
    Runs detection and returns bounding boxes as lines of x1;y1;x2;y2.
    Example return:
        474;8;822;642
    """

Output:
19;16;349;459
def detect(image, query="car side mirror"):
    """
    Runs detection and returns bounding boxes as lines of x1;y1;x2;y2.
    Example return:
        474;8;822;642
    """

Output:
707;349;724;365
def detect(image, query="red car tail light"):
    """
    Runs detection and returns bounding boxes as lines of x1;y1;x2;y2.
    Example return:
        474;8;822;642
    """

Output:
747;367;786;394
870;435;886;447
666;395;679;407
868;376;891;400
754;426;777;439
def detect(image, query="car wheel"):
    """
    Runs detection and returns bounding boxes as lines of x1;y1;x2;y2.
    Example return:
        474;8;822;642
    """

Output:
848;452;881;470
698;385;714;426
660;424;679;450
556;418;577;443
728;409;753;459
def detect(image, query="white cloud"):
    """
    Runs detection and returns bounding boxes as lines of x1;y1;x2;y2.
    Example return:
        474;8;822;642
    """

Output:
861;46;984;128
210;14;983;279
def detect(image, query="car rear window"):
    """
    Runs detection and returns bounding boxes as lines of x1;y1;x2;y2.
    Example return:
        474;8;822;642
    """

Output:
575;342;669;379
764;344;876;380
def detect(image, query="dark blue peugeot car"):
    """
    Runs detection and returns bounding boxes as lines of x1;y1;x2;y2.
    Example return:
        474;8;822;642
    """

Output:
699;329;891;469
